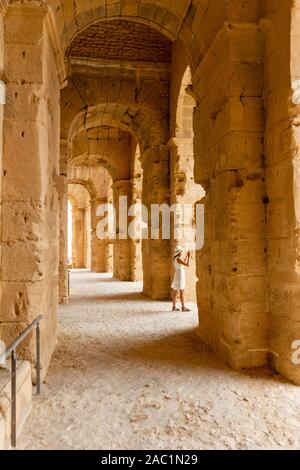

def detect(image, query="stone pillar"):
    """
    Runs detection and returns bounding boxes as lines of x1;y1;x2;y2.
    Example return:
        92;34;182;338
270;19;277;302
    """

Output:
72;205;85;268
90;197;111;273
169;137;205;302
83;204;91;269
142;145;171;299
113;180;133;281
260;0;300;384
58;140;68;304
0;2;63;378
0;4;5;324
130;173;143;282
193;23;268;369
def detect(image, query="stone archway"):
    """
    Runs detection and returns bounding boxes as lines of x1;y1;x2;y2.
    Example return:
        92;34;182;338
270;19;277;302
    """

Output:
68;166;114;275
169;66;205;302
54;0;197;62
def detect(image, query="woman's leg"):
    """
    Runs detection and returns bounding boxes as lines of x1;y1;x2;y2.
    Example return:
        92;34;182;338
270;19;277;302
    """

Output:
180;290;185;309
180;290;190;311
172;289;178;310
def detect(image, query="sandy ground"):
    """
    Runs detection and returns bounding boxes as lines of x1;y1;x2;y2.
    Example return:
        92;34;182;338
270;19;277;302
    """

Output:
18;269;300;450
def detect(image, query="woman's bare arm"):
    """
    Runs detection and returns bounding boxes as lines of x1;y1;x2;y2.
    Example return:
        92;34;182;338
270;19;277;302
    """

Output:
177;252;190;267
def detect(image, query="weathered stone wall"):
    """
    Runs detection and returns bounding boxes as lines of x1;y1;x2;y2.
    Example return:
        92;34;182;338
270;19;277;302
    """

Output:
260;0;300;384
142;144;170;299
193;5;268;369
130;140;143;282
72;207;86;268
170;40;190;138
0;3;61;378
58;140;68;303
0;5;5;323
113;180;133;281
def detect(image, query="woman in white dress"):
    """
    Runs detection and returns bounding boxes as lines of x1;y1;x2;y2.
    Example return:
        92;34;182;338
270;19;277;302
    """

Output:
171;245;191;312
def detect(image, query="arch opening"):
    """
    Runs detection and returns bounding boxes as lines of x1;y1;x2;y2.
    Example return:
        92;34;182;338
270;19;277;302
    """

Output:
170;66;205;304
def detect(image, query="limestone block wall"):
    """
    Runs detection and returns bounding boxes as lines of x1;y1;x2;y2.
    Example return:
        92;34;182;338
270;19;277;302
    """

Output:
91;196;112;273
142;145;170;299
90;169;113;274
84;204;92;270
0;3;61;378
113;180;133;281
59;141;68;304
170;40;190;138
129;140;143;282
260;0;300;384
193;19;268;369
0;5;5;320
72;207;86;268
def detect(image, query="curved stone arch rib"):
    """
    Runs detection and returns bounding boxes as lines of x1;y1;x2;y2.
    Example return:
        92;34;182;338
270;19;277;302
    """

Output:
69;103;140;142
69;155;118;183
94;157;117;182
175;66;195;139
67;174;97;200
68;193;79;208
68;102;168;152
58;0;195;53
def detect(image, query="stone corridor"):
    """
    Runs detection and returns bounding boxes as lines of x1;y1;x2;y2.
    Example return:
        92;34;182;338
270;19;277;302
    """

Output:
2;0;300;449
17;270;300;450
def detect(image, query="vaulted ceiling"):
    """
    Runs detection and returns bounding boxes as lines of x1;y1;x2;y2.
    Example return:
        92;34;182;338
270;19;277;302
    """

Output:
65;20;172;63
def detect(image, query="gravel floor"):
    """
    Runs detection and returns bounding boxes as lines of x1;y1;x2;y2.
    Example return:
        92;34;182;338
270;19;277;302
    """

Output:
17;270;300;450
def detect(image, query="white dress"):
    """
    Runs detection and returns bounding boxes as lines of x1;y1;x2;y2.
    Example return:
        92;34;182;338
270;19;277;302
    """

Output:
171;257;186;291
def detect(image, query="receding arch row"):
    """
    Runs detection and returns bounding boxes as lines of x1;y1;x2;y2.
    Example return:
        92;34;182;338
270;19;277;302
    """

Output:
68;102;169;152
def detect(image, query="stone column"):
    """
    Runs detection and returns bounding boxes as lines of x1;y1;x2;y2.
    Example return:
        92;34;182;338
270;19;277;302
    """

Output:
260;0;300;384
130;173;143;281
72;205;85;268
90;197;111;273
193;23;268;369
0;2;63;378
142;145;171;299
0;4;5;325
83;204;91;269
58;140;68;304
113;180;133;281
169;137;205;302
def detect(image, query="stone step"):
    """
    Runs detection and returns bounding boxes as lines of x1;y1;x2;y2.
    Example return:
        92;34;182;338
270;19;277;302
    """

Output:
0;361;32;449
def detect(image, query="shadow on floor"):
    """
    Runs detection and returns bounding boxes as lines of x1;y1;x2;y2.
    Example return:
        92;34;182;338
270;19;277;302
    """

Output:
55;326;285;384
